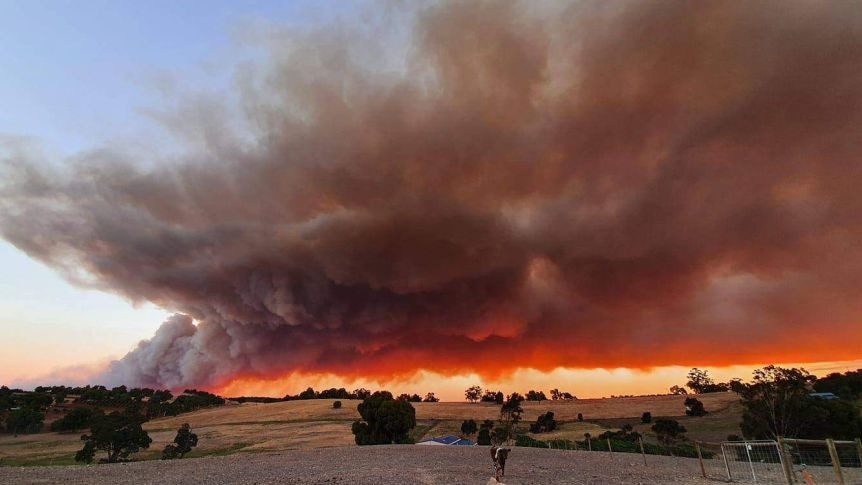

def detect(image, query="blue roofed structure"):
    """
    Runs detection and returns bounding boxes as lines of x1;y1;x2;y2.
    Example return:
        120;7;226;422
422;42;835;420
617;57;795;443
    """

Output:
417;435;475;446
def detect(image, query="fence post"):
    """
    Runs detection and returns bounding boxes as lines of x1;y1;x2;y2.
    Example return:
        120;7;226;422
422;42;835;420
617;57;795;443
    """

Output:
722;443;733;482
638;436;647;466
695;441;706;478
743;442;757;482
826;438;844;485
855;438;862;469
777;436;794;485
587;438;591;451
607;438;613;453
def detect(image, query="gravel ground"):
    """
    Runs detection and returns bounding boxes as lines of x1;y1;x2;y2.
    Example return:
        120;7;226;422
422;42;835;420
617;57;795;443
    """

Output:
0;446;713;485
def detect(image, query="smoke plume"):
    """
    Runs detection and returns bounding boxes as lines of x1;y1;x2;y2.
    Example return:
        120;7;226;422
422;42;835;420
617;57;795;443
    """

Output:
2;1;862;390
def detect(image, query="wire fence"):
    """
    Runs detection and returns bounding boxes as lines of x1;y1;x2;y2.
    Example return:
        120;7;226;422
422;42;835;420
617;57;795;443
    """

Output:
696;438;862;484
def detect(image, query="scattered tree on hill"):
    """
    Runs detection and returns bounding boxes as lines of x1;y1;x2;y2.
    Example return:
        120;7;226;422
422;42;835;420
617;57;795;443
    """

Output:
669;385;688;395
550;389;576;400
351;391;416;445
423;392;439;403
525;390;547;401
298;387;318;400
684;397;707;417
353;388;371;400
51;407;104;432
685;368;730;394
397;393;422;402
162;423;198;459
465;386;483;403
529;411;557;433
5;407;44;434
333;400;342;409
76;411;152;463
481;390;505;404
641;412;652;424
461;419;478;436
577;413;583;422
652;419;687;447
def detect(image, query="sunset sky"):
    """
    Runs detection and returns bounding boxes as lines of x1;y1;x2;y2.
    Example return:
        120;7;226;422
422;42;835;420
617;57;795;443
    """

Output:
2;1;861;401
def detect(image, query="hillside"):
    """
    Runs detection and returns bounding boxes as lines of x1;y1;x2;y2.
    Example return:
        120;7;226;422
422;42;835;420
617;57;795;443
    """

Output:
0;393;740;467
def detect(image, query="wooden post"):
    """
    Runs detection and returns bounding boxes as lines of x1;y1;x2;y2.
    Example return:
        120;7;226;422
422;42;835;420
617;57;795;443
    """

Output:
607;437;613;453
777;436;795;485
695;441;706;478
638;436;647;466
826;439;844;485
855;439;862;470
587;438;591;451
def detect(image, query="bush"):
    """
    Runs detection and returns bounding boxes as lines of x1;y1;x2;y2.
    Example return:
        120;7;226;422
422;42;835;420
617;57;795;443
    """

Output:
651;418;686;446
529;411;556;433
577;413;583;422
461;419;477;436
684;397;707;416
641;412;652;424
333;400;342;409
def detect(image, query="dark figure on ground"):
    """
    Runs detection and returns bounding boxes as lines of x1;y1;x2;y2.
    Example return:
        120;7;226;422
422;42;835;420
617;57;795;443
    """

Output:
490;445;511;481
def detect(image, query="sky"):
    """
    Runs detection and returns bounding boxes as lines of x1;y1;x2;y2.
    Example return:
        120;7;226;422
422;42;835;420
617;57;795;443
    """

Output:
2;0;861;401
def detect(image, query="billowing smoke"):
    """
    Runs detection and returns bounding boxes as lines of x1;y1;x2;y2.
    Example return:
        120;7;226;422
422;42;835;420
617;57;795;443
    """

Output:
2;1;862;390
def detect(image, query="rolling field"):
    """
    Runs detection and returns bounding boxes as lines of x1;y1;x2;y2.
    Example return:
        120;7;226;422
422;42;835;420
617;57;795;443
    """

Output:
0;393;741;467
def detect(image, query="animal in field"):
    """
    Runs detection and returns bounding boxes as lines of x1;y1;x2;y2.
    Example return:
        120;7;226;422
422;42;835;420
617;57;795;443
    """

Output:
489;445;511;481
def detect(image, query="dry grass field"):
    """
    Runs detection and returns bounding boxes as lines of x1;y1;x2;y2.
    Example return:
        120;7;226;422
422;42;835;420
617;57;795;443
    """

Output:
0;393;741;467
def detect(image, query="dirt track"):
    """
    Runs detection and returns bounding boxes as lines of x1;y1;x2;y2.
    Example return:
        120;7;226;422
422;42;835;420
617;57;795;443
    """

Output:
0;445;710;485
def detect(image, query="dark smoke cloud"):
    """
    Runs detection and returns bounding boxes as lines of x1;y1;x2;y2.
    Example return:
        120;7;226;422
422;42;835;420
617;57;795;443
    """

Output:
2;1;862;390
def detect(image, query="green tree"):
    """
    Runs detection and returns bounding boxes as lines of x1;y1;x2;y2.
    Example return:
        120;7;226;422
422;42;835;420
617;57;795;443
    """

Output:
465;386;483;403
423;392;439;402
669;385;688;395
51;407;104;432
5;407;44;434
496;393;524;443
652;419;687;446
162;423;198;459
738;366;862;439
76;412;152;463
352;392;416;445
461;419;478;436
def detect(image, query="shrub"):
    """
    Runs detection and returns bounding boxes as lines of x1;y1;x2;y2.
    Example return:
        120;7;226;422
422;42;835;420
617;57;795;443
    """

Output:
333;400;342;409
529;411;557;433
352;392;416;445
162;423;198;459
577;413;583;422
461;419;478;436
641;412;652;424
651;419;686;446
684;397;707;416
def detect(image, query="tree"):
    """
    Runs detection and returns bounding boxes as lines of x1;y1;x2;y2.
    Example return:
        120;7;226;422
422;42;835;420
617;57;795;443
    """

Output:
5;407;44;434
423;392;439;402
298;387;318;400
669;385;688;395
814;369;862;400
496;393;524;443
525;390;547;401
352;391;416;445
51;407;104;432
686;368;713;394
641;412;652;424
738;365;862;439
353;388;371;400
684;397;707;417
577;413;583;422
461;419;478;436
162;423;198;459
76;412;152;463
652;419;687;446
529;411;557;433
477;427;492;445
333;400;342;409
550;389;561;400
465;386;483;403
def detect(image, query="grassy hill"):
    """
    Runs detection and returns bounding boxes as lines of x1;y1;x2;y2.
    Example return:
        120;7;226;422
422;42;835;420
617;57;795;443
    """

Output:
0;393;741;466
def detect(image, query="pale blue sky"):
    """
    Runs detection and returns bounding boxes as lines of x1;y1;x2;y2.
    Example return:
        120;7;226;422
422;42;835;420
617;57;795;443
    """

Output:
0;0;363;383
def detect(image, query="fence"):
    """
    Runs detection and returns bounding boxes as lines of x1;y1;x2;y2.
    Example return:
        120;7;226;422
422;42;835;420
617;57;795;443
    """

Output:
696;438;862;484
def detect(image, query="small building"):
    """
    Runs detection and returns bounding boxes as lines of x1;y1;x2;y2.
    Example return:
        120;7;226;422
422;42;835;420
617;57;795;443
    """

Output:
417;435;474;446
